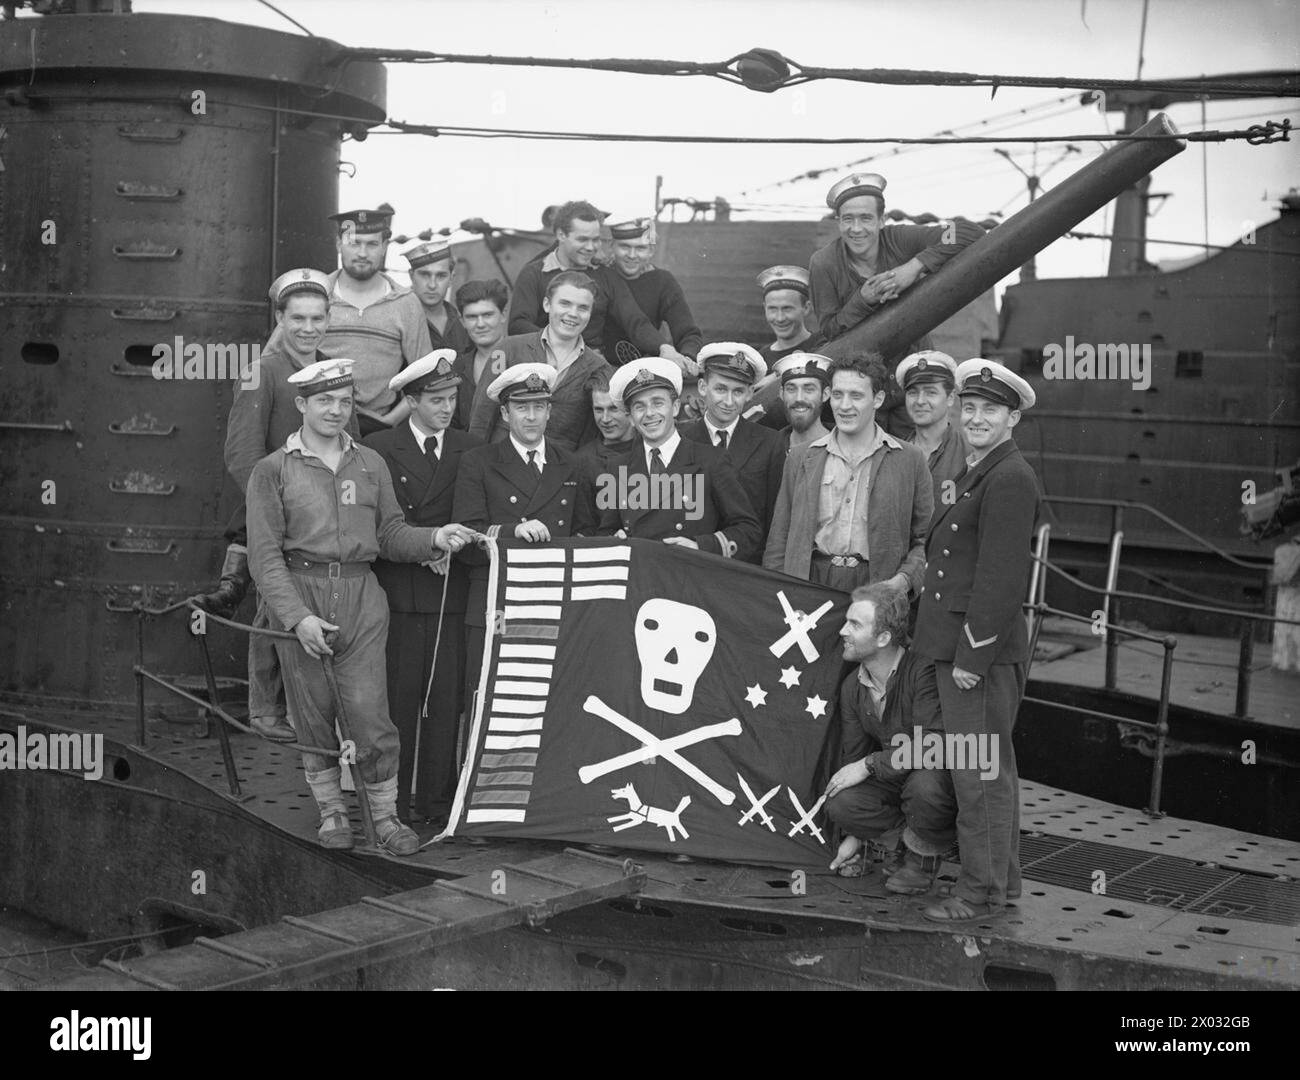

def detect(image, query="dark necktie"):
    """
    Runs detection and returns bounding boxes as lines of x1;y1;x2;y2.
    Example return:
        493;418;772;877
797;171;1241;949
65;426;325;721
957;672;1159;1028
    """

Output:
716;429;729;451
650;448;667;475
425;437;439;464
528;449;542;478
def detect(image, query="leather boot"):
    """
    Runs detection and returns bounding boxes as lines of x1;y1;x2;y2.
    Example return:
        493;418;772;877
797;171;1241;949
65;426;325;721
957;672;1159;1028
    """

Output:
193;544;251;618
885;849;943;895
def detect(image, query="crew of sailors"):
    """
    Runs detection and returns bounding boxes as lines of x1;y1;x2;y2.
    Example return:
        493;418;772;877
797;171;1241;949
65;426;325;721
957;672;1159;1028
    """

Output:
210;178;1041;924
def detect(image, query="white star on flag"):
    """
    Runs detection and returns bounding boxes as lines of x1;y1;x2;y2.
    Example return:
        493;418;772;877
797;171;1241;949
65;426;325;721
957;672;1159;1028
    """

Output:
779;666;801;689
744;683;768;708
805;694;828;719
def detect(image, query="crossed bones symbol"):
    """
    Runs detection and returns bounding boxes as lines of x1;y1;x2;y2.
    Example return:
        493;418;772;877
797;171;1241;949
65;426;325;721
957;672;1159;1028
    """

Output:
769;591;834;664
579;695;740;805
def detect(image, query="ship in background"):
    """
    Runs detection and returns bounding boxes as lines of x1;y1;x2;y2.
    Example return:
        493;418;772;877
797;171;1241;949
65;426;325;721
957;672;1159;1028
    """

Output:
1;0;1298;990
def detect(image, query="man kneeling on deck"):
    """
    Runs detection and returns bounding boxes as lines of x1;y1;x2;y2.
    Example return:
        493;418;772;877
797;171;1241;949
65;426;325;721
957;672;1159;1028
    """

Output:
826;582;957;892
247;358;475;855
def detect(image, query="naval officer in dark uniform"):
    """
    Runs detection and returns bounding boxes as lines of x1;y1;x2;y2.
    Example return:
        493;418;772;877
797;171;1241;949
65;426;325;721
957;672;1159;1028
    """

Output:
911;359;1040;923
679;341;786;555
363;349;481;826
599;357;761;561
453;363;596;712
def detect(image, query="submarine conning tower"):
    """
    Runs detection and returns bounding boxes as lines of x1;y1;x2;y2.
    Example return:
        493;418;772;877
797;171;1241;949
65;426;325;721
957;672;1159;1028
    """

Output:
0;2;387;702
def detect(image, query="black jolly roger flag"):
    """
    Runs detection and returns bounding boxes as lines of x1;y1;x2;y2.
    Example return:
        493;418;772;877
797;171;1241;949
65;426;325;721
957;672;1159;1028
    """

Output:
445;536;849;866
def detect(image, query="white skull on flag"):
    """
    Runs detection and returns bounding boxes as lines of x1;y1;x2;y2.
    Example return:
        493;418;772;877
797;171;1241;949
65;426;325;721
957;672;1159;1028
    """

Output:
634;599;716;714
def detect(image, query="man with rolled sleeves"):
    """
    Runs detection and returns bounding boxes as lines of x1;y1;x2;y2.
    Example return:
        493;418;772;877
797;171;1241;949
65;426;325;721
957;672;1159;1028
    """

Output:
771;351;832;452
201;268;359;743
913;359;1040;923
598;357;761;561
679;341;785;552
246;358;475;855
601;216;703;366
764;353;932;595
363;350;481;826
405;240;474;357
750;266;826;431
896;350;967;524
469;271;614;451
453;363;596;710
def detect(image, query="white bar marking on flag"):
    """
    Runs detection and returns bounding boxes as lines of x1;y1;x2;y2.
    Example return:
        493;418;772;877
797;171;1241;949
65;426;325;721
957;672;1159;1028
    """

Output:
507;548;566;564
488;716;544;732
497;662;554;678
490;698;547;715
570;585;626;601
505;604;561;621
466;809;527;823
484;734;541;750
500;644;556;660
571;565;630;582
573;546;631;562
505;586;564;601
505;567;565;582
494;680;550;697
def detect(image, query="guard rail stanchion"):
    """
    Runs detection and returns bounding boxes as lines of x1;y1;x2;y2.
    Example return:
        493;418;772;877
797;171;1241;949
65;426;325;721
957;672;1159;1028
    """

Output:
1146;635;1177;818
196;631;243;798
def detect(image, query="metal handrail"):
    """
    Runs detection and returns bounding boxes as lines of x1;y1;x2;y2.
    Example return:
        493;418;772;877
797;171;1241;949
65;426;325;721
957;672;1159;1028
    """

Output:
1024;600;1177;816
1042;494;1267;572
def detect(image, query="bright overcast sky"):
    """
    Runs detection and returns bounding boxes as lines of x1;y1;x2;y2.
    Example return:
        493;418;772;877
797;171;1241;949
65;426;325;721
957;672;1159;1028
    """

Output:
137;0;1297;285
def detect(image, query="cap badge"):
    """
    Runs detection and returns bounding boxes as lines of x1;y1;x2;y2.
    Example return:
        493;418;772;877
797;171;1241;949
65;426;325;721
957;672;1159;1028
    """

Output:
434;358;452;375
634;368;655;384
524;373;545;391
916;357;928;370
980;367;993;382
358;211;368;224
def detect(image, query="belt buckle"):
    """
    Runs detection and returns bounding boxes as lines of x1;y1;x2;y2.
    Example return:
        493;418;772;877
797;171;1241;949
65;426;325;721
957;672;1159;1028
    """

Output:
327;561;342;579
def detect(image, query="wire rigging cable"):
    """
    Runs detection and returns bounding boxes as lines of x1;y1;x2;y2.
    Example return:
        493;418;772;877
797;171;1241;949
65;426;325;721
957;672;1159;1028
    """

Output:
329;45;1300;99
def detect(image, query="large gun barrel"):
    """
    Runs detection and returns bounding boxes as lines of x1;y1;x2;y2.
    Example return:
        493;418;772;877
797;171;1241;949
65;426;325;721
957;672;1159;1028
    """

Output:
822;113;1187;360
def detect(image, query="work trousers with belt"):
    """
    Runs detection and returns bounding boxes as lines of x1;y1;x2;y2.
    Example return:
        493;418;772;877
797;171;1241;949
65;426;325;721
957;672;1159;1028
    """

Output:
932;659;1026;907
809;553;871;593
272;568;400;784
387;610;464;819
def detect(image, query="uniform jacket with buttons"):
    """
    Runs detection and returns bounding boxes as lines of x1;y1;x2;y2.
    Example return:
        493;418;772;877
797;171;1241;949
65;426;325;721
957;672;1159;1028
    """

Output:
911;439;1040;676
362;423;482;614
452;437;596;626
762;430;932;592
594;436;762;562
679;418;785;555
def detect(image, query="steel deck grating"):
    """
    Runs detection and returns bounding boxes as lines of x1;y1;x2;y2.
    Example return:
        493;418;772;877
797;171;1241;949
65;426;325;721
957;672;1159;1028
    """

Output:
1020;834;1300;926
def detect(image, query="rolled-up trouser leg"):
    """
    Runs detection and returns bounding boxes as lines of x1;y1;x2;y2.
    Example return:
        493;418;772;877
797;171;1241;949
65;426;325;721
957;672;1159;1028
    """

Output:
274;571;400;783
933;659;1024;908
825;774;906;839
